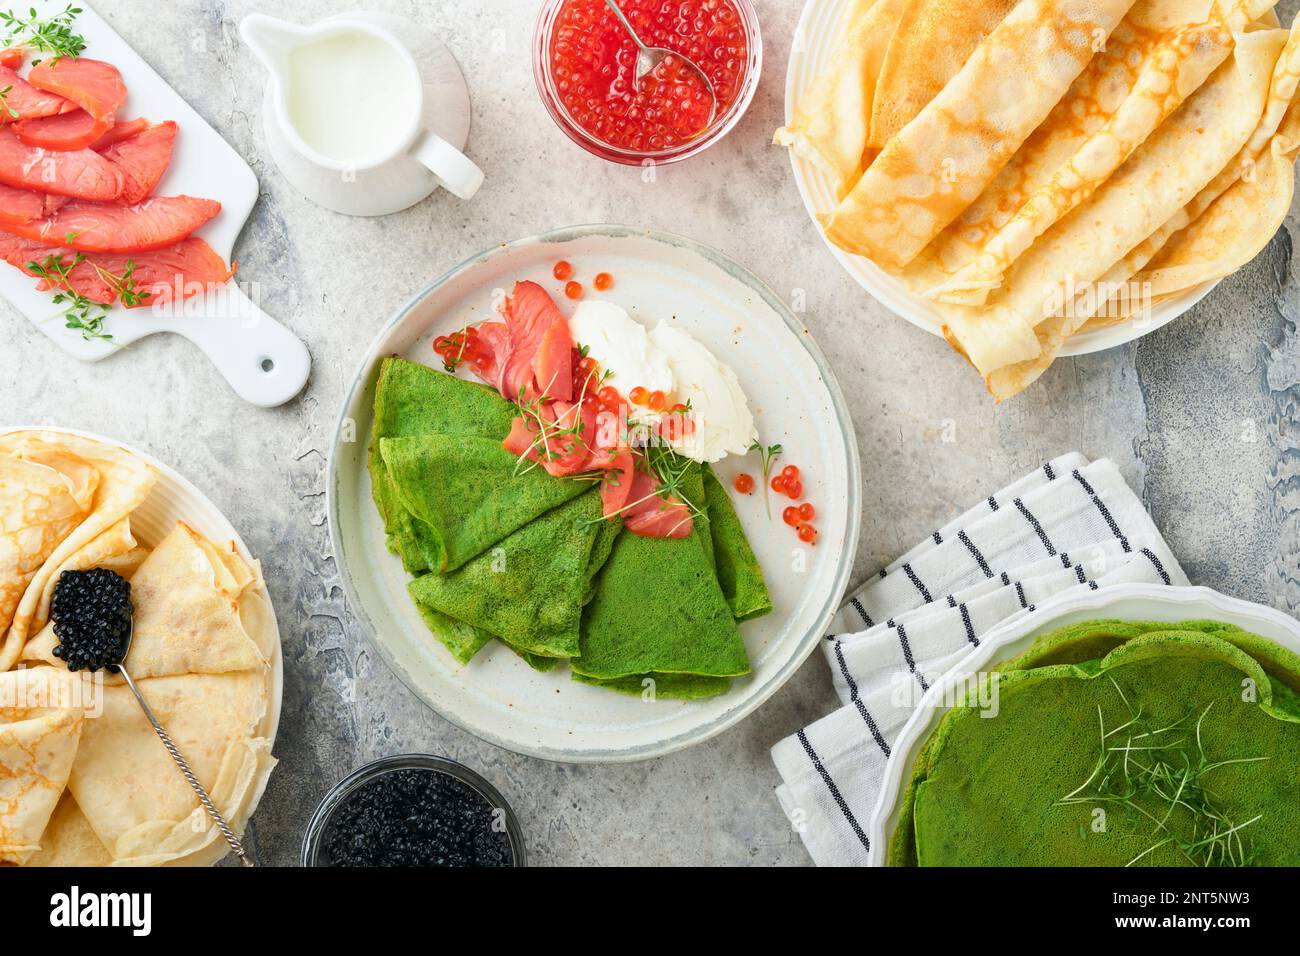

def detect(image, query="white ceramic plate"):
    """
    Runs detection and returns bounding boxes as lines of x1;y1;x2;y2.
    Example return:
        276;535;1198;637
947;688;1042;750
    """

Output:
329;224;862;763
1;425;282;866
0;1;310;407
868;583;1300;865
783;0;1218;357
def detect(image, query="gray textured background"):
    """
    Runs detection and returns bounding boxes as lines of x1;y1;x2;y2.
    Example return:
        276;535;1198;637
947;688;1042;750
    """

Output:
3;0;1299;866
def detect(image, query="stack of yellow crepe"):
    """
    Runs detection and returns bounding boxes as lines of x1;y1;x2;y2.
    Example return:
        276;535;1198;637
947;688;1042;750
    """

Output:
778;0;1300;399
0;431;276;866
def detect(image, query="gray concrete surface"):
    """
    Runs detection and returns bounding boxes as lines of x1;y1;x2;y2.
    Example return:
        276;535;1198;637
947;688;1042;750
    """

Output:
3;0;1298;866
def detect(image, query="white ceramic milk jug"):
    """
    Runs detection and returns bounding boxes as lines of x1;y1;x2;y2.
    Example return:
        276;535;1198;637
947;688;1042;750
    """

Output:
241;13;484;214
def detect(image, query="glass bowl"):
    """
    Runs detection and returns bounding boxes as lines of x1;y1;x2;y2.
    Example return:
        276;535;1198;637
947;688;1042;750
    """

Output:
532;0;763;166
301;753;527;867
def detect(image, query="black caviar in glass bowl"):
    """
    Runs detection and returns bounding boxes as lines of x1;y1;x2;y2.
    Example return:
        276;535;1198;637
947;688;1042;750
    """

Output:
302;755;525;867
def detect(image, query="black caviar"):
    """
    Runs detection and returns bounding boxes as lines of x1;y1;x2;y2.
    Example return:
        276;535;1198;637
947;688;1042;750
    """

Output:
50;568;133;672
322;768;514;867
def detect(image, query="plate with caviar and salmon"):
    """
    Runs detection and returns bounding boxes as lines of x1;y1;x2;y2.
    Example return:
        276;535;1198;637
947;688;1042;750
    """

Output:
329;225;861;762
0;2;308;406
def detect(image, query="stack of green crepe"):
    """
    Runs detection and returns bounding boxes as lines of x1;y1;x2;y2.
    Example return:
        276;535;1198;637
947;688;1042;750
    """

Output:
890;620;1300;867
368;357;773;699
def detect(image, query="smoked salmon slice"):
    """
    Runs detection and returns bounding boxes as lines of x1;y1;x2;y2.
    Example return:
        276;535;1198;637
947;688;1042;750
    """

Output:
0;127;123;199
621;470;692;538
14;108;112;150
0;48;23;70
0;232;233;306
27;58;125;122
6;195;220;253
0;65;75;122
0;181;67;227
500;280;572;402
89;116;148;151
97;121;176;204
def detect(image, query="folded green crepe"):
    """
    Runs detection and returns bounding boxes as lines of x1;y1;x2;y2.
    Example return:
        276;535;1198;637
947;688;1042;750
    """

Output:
369;357;519;573
891;623;1300;867
380;434;589;573
409;490;612;660
702;466;772;622
573;468;750;691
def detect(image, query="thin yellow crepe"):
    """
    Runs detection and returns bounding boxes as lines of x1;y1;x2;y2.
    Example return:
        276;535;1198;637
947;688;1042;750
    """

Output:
869;0;1019;149
0;432;156;671
0;451;97;639
930;3;1252;304
774;0;905;200
68;672;273;867
944;28;1285;390
0;668;86;864
23;522;269;680
1080;11;1300;327
24;792;113;867
823;0;1138;270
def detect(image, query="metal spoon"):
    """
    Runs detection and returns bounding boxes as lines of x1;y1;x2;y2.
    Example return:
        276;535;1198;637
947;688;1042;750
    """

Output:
603;0;718;130
113;621;254;867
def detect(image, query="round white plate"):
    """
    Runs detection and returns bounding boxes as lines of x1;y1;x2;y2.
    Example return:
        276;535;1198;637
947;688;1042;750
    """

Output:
1;425;282;866
783;0;1218;357
329;224;862;763
868;583;1300;865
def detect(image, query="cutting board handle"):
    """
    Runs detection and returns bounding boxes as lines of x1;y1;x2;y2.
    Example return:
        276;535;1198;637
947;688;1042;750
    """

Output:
170;286;311;407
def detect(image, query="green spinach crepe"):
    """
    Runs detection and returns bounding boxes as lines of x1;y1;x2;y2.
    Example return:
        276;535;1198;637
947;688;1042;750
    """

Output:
368;356;771;699
890;622;1300;867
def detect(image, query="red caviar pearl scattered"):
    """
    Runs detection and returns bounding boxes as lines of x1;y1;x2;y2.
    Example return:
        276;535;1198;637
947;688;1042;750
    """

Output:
782;506;800;527
565;280;584;300
733;473;754;494
629;386;650;405
594;272;614;291
553;260;574;281
797;523;817;545
798;502;815;521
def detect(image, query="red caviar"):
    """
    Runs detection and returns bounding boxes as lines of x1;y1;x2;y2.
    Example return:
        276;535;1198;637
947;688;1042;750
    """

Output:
733;473;754;494
565;280;584;300
548;0;749;152
797;523;817;545
782;506;800;527
553;260;574;280
594;272;614;291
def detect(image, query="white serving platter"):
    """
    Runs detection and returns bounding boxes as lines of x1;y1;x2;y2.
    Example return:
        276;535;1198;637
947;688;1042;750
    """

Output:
0;1;309;407
329;224;862;763
2;424;283;866
868;583;1300;865
783;0;1219;357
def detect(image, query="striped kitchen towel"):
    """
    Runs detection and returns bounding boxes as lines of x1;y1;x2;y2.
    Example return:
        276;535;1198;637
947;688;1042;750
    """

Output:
771;454;1187;867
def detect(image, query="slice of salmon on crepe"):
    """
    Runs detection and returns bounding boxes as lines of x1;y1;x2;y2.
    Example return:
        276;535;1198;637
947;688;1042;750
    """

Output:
971;29;1289;400
774;0;906;201
925;0;1273;306
868;0;1020;149
821;0;1138;271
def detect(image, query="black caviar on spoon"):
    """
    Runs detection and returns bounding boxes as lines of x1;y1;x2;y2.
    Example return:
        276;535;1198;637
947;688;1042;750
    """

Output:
49;568;255;866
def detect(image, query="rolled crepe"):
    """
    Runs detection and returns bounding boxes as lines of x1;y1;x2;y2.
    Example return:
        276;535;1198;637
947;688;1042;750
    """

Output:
23;792;113;867
23;522;269;679
68;672;272;867
946;28;1286;393
0;668;86;865
869;0;1020;149
774;0;906;200
0;432;156;670
823;0;1139;270
930;3;1252;304
0;450;97;638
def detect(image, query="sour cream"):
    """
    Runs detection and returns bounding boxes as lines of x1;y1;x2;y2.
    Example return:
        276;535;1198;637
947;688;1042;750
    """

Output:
648;323;757;464
569;300;674;397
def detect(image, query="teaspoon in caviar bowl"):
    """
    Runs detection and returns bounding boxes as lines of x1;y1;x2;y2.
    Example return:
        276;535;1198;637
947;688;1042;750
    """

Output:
602;0;718;130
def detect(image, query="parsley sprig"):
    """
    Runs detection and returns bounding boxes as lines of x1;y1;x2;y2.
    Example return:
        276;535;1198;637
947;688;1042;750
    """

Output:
26;252;149;342
0;5;87;64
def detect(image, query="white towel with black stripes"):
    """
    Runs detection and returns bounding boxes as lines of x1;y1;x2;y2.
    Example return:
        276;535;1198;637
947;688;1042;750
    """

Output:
770;453;1188;867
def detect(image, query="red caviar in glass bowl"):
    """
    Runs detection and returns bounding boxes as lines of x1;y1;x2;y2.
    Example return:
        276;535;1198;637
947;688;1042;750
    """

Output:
534;0;762;165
